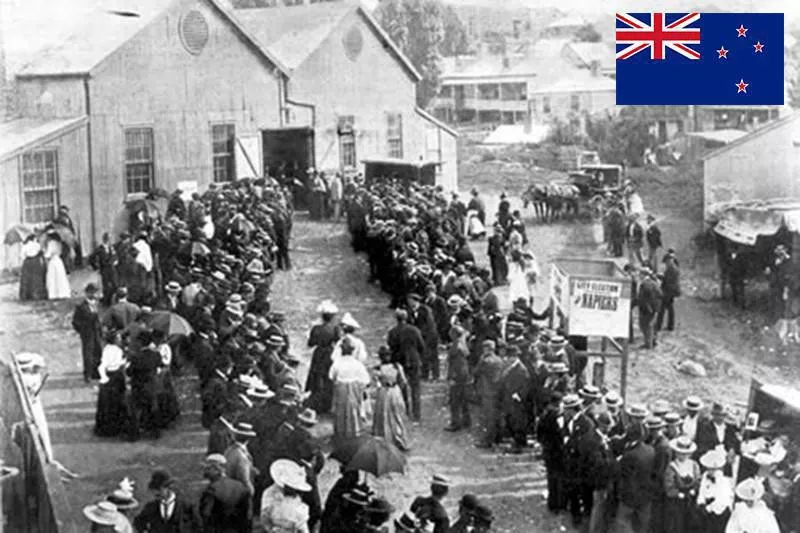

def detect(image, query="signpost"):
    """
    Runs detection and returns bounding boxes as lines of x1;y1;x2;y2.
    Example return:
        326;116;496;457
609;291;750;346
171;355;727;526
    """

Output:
550;258;632;398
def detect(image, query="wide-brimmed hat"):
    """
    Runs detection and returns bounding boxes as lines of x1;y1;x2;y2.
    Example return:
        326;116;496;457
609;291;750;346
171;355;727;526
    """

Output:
700;450;727;470
297;408;318;426
626;404;649;419
683;396;703;411
317;300;339;315
735;478;765;501
603;391;623;408
394;511;420;532
342;488;371;506
147;469;174;491
447;294;465;308
341;312;360;330
578;385;602;401
83;501;122;525
651;400;671;417
107;489;139;510
270;459;311;492
644;416;665;430
562;394;582;410
247;385;274;400
670;436;697;455
754;452;778;467
266;334;286;347
165;281;181;293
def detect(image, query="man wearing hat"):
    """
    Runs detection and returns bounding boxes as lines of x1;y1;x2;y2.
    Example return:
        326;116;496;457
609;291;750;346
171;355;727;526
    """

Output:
411;475;450;533
262;312;290;357
133;469;198;533
394;511;422;533
387;308;425;421
644;416;670;533
499;345;532;453
445;326;472;432
696;402;739;468
225;422;259;497
449;494;479;532
406;293;440;381
158;281;184;314
473;339;504;448
260;459;311;533
199;454;252;533
636;267;662;349
602;391;627;438
536;391;568;512
72;282;103;382
562;393;595;526
614;424;655;533
680;395;705;442
584;411;617;533
487;223;509;287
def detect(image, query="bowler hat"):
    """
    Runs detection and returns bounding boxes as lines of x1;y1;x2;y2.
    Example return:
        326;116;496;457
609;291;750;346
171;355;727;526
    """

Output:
147;469;174;491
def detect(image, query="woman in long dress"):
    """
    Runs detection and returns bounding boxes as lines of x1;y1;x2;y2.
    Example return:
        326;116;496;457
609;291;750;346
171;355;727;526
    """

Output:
696;450;734;533
307;300;341;414
372;346;409;451
725;478;781;533
95;331;129;438
329;337;371;444
153;330;180;429
44;237;70;299
664;437;701;533
508;250;539;306
19;236;47;300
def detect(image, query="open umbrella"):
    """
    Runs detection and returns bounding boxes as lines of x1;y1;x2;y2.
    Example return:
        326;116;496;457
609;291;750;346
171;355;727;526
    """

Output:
143;311;193;337
4;224;35;245
341;436;407;478
125;197;162;219
41;224;76;248
146;187;171;200
330;434;372;465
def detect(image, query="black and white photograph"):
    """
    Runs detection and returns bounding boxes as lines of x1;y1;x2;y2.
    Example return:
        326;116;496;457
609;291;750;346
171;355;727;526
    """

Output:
0;0;799;531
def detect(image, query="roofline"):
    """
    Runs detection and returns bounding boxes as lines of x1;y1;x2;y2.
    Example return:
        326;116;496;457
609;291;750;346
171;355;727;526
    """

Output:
702;112;799;161
15;72;90;80
0;116;90;163
441;73;538;82
530;84;615;95
356;7;422;83
415;107;458;138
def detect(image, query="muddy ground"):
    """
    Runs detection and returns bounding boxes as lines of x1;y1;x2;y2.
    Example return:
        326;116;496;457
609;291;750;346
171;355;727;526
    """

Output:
1;159;798;532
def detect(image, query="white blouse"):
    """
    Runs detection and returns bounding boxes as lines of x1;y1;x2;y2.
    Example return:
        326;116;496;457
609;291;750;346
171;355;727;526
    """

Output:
98;344;126;384
697;472;733;515
158;343;172;367
725;501;780;533
329;356;371;385
330;334;369;365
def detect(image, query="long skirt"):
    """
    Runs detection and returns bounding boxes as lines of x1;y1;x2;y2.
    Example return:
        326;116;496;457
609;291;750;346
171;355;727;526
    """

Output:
154;370;180;429
332;380;365;443
664;495;696;533
20;256;47;300
306;350;334;414
46;256;70;299
508;262;530;303
95;371;128;437
372;384;408;451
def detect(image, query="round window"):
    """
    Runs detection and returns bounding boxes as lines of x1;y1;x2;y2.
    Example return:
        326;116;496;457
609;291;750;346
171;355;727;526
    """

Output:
343;26;363;62
179;10;209;55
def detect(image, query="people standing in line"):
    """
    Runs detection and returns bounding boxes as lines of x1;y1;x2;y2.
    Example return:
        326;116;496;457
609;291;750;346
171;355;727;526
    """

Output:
200;454;252;533
127;330;164;441
487;223;508;287
614;425;655;533
95;330;129;438
306;300;341;414
656;250;680;333
372;346;409;451
329;337;371;443
72;283;103;382
19;235;47;301
586;412;616;533
537;392;567;513
498;345;531;453
626;214;645;266
386;308;425;423
107;286;141;331
224;422;259;498
663;436;700;533
644;214;662;269
406;292;440;382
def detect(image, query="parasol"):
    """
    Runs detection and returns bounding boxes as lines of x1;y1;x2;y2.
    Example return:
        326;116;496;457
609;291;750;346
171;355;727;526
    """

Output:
336;436;407;478
142;311;193;337
4;224;35;245
181;241;211;257
146;187;171;200
330;434;372;465
41;224;76;247
125;197;162;219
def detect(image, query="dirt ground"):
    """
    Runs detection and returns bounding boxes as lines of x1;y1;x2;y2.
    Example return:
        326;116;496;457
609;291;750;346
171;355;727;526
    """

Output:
1;158;798;532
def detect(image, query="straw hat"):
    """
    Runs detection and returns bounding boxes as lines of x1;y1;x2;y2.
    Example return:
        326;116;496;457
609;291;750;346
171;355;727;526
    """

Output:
394;511;421;532
107;489;139;511
562;394;582;410
341;312;360;330
297;408;318;427
578;385;602;401
165;281;181;293
247;385;274;400
431;474;450;488
735;478;765;501
644;416;666;430
626;404;649;419
342;488;371;506
683;396;704;411
83;501;123;526
669;436;697;456
650;400;671;417
230;422;257;438
270;459;311;492
699;450;727;470
317;300;339;315
603;391;624;408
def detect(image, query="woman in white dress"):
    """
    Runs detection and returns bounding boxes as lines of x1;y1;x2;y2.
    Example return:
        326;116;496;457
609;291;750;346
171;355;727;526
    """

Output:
329;337;371;444
725;478;780;533
330;312;369;365
508;250;539;305
44;237;70;299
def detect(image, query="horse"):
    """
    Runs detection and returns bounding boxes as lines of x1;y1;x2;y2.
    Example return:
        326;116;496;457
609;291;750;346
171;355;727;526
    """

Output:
521;182;580;223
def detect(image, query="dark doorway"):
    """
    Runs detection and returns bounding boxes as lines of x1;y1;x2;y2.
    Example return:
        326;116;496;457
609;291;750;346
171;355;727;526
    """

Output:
262;127;315;210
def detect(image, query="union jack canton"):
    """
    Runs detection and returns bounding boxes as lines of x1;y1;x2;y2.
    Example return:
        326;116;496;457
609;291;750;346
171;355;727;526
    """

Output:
616;12;701;61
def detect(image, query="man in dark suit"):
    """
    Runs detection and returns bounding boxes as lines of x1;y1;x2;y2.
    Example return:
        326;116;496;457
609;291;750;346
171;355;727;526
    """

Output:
695;402;740;470
127;330;163;441
202;361;232;431
487;223;508;287
498;346;532;452
106;286;141;331
585;412;617;533
407;293;440;381
424;283;450;342
71;283;103;382
615;426;655;533
89;232;118;306
645;417;671;533
473;340;505;449
563;393;596;526
445;326;472;432
133;469;199;533
199;454;252;533
410;475;451;533
656;251;681;332
191;317;217;388
386;308;425;421
636;268;663;349
644;214;662;268
537;392;567;512
158;281;184;314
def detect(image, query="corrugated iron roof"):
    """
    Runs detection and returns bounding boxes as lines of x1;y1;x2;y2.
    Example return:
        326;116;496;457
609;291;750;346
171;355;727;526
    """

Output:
702;112;800;161
0;117;89;162
684;129;748;144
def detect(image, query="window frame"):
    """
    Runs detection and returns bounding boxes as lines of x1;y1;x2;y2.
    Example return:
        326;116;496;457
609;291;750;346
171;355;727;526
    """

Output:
123;126;155;195
211;123;237;183
386;112;403;159
20;148;59;224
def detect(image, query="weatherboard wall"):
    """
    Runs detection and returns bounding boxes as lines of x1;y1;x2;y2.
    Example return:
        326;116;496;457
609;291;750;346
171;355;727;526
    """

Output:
86;0;283;244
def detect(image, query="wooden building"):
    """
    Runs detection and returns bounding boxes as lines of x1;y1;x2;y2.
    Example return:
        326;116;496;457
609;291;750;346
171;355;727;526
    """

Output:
0;0;458;268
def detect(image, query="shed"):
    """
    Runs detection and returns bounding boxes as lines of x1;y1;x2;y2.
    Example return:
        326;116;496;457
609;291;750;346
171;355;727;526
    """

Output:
703;113;800;222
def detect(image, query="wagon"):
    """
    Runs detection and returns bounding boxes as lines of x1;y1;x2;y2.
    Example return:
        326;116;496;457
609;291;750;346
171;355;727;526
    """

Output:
568;163;624;198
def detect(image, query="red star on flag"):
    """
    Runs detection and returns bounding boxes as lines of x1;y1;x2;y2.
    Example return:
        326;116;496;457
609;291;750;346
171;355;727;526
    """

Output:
717;46;729;59
754;41;765;52
736;24;748;37
736;79;749;93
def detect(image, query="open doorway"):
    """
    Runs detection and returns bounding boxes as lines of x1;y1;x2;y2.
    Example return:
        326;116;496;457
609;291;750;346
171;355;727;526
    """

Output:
262;127;315;210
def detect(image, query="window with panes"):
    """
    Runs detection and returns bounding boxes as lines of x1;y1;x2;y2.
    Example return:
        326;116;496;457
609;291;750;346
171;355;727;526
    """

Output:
386;113;403;159
338;116;357;170
21;149;58;223
124;128;154;194
212;124;236;182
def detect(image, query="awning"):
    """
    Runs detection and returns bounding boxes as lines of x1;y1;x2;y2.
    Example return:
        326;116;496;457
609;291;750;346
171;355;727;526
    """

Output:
713;199;800;244
713;218;768;245
759;383;800;414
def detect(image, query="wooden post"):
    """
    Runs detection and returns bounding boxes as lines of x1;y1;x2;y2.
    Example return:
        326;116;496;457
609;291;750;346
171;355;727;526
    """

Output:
620;338;629;401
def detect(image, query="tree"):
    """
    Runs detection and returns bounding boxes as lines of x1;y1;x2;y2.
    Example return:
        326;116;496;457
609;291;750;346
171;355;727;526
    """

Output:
574;23;601;43
440;4;470;56
585;108;654;165
376;0;449;108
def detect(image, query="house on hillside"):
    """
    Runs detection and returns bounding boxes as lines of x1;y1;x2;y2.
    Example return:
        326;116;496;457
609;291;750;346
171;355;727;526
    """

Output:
702;113;800;221
528;70;616;133
540;16;589;39
0;0;458;268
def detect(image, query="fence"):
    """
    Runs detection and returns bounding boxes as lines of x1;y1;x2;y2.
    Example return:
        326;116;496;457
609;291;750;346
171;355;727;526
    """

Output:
0;353;80;533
